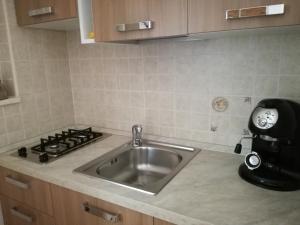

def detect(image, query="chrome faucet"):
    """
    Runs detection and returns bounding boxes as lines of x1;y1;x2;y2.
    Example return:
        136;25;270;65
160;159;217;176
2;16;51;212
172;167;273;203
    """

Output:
132;125;143;147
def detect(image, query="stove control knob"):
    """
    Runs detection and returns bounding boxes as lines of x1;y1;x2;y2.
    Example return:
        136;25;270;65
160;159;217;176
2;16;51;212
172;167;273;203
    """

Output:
18;147;27;158
39;153;49;163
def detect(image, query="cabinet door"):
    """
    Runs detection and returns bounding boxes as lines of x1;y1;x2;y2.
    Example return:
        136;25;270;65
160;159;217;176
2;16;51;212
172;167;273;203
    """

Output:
1;195;55;225
189;0;300;34
51;184;153;225
51;185;99;225
93;0;188;42
154;218;175;225
0;167;53;216
14;0;77;26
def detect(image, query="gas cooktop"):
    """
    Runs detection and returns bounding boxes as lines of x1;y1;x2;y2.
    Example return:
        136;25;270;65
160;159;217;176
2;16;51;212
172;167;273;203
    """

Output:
11;127;111;163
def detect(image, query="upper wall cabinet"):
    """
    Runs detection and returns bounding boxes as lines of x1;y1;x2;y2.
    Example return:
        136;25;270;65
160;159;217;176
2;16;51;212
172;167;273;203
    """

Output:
14;0;77;27
189;0;300;34
92;0;188;42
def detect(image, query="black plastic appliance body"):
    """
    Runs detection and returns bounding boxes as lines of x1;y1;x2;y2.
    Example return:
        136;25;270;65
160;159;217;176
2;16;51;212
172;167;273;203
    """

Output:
238;99;300;191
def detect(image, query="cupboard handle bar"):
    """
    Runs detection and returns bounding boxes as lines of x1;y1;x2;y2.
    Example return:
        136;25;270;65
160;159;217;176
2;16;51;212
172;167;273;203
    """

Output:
116;20;153;32
28;6;53;17
81;202;121;223
226;4;284;20
5;176;29;189
10;207;33;223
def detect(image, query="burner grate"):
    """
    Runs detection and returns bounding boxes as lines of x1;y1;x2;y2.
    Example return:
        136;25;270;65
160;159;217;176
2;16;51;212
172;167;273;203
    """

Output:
31;127;103;157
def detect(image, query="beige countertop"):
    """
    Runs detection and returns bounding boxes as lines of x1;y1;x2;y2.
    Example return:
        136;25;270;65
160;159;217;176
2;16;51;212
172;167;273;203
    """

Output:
0;133;299;225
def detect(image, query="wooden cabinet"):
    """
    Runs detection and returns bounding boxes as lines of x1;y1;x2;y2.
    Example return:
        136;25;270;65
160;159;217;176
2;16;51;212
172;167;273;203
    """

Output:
154;218;175;225
13;0;300;40
1;195;55;225
51;184;153;225
92;0;188;42
0;167;176;225
14;0;77;26
188;0;300;34
0;167;53;216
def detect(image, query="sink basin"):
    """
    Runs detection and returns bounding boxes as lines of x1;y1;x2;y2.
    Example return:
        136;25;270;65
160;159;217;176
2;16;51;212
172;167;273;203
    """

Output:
74;140;200;195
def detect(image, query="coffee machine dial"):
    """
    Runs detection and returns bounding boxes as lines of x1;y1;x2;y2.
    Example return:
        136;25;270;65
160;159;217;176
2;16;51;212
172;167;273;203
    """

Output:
252;107;279;130
245;152;261;170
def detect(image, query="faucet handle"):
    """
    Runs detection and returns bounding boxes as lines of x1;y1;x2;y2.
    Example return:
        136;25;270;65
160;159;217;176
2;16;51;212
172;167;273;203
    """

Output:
132;125;143;147
132;124;143;134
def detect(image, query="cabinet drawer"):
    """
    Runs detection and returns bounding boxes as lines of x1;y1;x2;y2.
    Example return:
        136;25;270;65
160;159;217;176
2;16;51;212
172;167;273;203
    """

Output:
14;0;77;26
0;167;53;216
189;0;300;33
154;218;175;225
1;195;55;225
51;184;153;225
93;0;188;42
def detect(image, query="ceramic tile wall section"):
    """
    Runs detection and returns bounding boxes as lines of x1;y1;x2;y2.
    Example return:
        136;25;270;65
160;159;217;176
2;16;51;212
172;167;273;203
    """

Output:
67;31;300;148
0;0;14;97
0;0;74;147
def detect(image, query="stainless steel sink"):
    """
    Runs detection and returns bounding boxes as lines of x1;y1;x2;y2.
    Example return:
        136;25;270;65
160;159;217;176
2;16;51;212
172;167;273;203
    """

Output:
74;140;200;195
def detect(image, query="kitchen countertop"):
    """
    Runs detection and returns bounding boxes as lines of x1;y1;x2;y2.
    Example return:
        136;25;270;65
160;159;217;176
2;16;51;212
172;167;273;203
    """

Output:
0;133;299;225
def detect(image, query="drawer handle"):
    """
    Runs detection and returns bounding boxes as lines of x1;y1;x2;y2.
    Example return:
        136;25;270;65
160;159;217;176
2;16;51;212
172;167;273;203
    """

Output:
28;6;53;17
81;202;121;223
226;4;284;20
5;176;29;189
116;20;153;32
10;207;33;223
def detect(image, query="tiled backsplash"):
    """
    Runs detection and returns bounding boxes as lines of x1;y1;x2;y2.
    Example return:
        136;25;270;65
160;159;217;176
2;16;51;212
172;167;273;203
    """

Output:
0;0;74;147
67;31;300;148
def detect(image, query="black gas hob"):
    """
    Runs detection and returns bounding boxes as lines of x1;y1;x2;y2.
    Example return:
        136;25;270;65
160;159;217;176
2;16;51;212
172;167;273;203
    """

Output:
13;127;111;163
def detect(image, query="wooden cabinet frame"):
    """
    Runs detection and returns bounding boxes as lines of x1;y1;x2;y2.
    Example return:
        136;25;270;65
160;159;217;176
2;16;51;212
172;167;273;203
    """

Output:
92;0;188;42
188;0;300;34
14;0;77;26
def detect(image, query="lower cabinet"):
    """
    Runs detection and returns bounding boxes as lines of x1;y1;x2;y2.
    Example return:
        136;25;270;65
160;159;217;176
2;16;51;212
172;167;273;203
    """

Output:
0;195;55;225
51;184;153;225
154;219;175;225
0;167;175;225
0;167;53;216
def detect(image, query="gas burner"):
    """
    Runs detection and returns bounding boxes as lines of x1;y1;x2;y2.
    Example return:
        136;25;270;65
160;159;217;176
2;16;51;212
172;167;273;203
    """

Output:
13;127;111;163
76;135;87;138
49;144;59;149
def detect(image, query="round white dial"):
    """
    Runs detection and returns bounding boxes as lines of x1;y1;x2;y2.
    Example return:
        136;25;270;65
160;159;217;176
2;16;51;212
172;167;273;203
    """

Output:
252;107;278;129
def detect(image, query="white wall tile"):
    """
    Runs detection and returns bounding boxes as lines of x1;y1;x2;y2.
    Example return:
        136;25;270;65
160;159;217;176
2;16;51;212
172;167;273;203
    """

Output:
278;76;300;98
280;53;300;75
253;76;279;97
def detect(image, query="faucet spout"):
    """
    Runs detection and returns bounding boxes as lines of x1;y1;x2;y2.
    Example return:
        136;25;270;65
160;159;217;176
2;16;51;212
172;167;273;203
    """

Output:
132;125;143;147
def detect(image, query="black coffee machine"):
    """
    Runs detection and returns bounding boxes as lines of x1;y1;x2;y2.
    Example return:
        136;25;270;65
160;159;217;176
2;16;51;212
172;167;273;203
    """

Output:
235;99;300;191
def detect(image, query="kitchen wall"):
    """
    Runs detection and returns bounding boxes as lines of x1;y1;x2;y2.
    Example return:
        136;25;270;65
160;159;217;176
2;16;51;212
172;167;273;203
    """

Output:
0;1;14;98
67;31;300;148
0;0;74;147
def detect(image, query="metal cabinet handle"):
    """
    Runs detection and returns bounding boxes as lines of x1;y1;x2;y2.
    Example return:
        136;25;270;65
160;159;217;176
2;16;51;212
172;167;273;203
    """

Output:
10;207;33;223
81;202;121;223
226;4;284;20
28;6;53;17
116;20;153;32
5;176;29;189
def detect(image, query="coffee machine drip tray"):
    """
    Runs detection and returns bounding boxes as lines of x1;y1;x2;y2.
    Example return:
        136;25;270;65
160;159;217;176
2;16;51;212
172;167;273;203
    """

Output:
239;163;300;191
